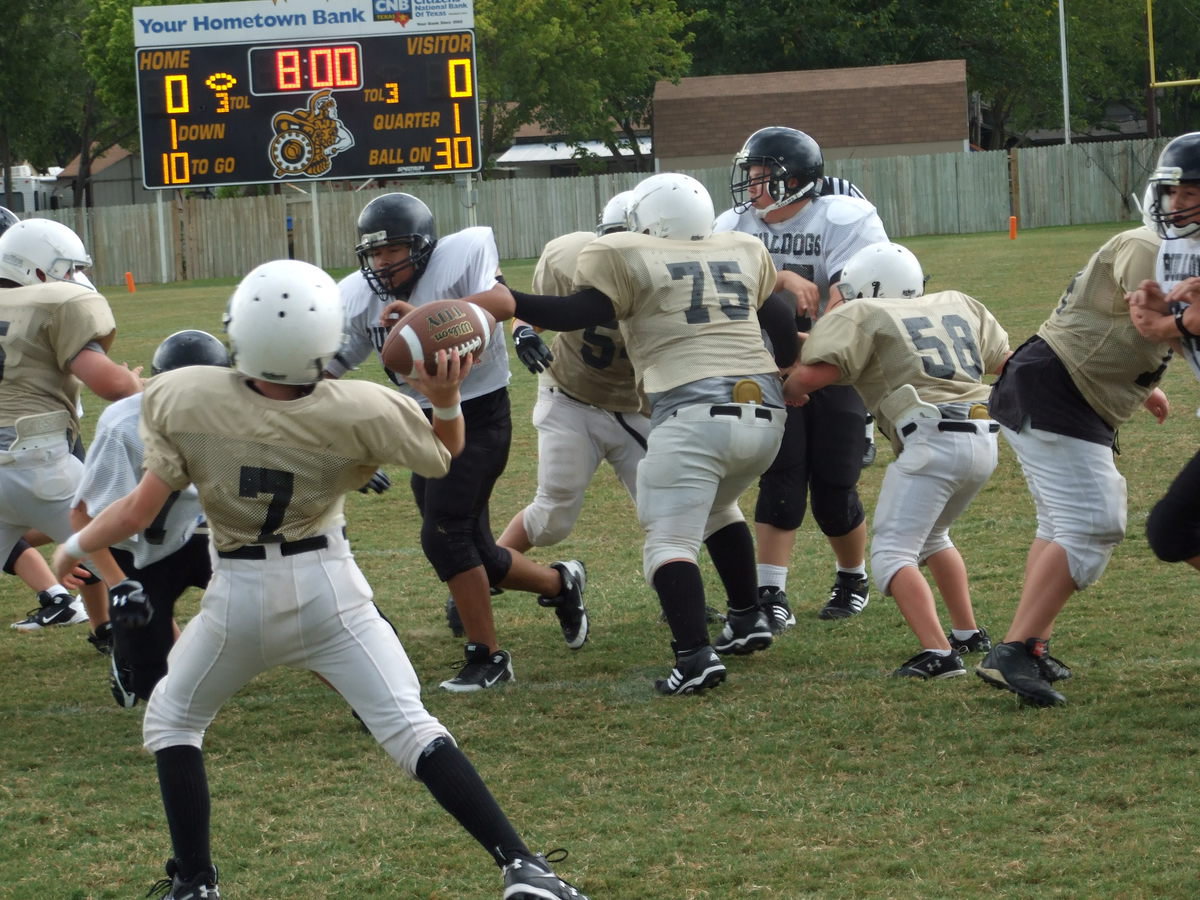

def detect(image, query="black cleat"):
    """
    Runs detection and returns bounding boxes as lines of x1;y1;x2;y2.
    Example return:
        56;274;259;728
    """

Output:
946;627;992;654
757;586;795;635
892;649;966;679
976;640;1066;706
655;644;726;696
538;560;588;649
820;572;870;619
712;608;773;655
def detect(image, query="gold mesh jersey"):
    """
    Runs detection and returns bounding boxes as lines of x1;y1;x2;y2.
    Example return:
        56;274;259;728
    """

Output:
139;367;451;552
803;290;1010;442
1037;226;1171;427
532;231;642;413
0;281;116;440
573;230;779;394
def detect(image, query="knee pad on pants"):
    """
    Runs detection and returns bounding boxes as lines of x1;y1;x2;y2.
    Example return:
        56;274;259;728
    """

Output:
754;471;807;530
811;483;865;538
870;529;955;597
421;517;483;581
643;519;703;584
522;497;581;548
1146;496;1200;562
1056;520;1125;589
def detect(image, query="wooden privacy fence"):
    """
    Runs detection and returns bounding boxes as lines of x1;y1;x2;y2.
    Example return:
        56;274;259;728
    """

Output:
36;137;1177;287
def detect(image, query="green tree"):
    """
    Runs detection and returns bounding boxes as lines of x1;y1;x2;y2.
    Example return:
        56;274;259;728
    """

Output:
678;0;1149;149
0;0;89;207
476;0;693;173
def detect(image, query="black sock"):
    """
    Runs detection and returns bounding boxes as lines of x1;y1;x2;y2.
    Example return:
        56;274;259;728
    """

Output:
154;745;212;880
415;737;530;867
652;561;709;651
703;522;757;612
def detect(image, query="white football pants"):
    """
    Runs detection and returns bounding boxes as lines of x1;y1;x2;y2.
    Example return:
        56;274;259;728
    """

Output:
638;403;784;581
871;419;998;595
521;386;650;546
143;530;451;777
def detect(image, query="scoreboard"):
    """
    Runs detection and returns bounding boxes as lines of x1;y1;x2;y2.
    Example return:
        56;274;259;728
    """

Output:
133;1;480;189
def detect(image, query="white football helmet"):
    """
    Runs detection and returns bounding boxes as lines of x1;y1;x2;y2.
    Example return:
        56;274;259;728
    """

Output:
836;242;925;301
597;190;635;236
626;173;715;241
223;260;344;385
0;219;94;289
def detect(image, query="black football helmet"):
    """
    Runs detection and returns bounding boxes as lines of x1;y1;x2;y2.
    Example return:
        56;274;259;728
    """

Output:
0;207;18;239
355;193;438;298
151;330;231;375
1148;132;1200;239
730;127;825;215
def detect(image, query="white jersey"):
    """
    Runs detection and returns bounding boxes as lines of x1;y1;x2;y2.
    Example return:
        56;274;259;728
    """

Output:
1156;232;1200;382
73;393;204;569
714;194;888;312
333;226;511;404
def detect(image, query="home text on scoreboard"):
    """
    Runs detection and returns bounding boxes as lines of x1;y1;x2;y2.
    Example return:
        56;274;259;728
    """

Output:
134;31;481;189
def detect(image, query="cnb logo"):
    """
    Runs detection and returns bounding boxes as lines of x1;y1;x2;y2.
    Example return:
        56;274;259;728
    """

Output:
373;0;412;23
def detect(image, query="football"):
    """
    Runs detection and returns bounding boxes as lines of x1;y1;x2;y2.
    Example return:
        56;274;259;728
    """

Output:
381;299;497;378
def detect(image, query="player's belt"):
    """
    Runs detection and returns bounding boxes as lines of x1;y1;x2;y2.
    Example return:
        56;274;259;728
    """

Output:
901;420;1000;437
217;535;329;560
548;385;595;407
710;404;776;421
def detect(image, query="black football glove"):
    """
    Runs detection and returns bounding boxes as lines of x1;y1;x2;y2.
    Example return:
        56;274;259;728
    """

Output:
358;469;391;495
513;325;554;374
109;579;152;629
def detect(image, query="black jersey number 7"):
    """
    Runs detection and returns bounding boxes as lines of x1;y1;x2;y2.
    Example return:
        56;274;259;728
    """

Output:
239;466;294;543
667;261;752;323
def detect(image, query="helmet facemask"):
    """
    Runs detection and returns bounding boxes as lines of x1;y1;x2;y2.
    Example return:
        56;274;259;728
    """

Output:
1147;132;1200;239
731;158;818;217
1148;179;1200;240
356;233;434;299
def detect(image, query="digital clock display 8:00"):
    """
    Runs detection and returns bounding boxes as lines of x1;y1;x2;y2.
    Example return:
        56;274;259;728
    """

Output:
135;31;481;188
248;43;362;95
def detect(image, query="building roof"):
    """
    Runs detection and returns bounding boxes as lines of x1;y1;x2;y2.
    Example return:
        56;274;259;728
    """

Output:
657;60;966;100
653;60;967;160
57;145;132;179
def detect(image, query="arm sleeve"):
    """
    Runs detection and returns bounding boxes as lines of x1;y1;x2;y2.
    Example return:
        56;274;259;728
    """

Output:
759;292;800;368
510;288;616;332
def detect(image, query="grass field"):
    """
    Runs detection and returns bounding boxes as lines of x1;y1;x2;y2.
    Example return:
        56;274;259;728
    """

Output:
4;223;1200;899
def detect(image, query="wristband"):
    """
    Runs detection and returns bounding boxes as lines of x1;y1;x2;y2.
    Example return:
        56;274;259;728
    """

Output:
62;533;86;559
1175;306;1199;339
432;403;462;420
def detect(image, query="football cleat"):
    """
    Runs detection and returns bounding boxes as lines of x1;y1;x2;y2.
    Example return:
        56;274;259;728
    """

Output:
756;586;795;635
655;644;726;696
147;859;220;899
502;849;589;899
1028;637;1072;682
538;560;588;650
713;608;773;655
820;572;870;619
10;591;87;631
110;651;138;708
439;642;514;693
891;649;966;679
946;627;992;654
976;640;1066;706
87;621;114;655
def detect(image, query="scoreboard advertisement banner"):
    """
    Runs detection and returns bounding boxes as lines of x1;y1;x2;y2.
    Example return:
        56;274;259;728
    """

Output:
134;0;480;189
